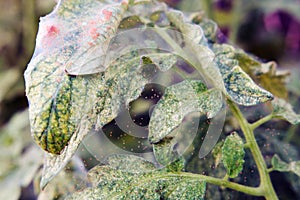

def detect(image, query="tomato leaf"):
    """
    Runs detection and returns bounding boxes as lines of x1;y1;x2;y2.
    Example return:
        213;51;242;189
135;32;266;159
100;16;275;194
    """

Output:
222;132;245;178
271;154;300;177
66;155;206;200
272;98;300;125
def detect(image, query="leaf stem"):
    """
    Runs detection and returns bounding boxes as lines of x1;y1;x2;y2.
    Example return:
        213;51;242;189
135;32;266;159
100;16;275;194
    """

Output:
227;100;278;200
249;114;273;130
267;168;274;173
178;172;263;196
223;173;229;181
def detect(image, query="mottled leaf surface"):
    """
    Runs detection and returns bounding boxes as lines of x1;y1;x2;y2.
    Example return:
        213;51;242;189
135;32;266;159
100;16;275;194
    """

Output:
153;138;180;166
222;132;245;178
39;49;164;188
149;80;222;144
66;155;206;200
272;98;300;125
25;0;128;154
213;44;274;106
237;54;289;99
271;154;300;177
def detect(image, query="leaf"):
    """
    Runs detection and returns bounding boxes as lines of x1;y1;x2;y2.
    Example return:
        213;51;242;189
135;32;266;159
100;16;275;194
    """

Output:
213;44;274;106
39;50;161;188
25;0;160;188
272;98;300;125
166;10;226;93
271;154;300;177
141;53;177;72
149;80;223;144
0;146;43;200
222;132;245;178
37;157;87;200
103;154;156;173
25;0;129;153
153;138;180;166
212;141;224;167
66;155;206;200
232;48;289;99
246;62;289;99
198;19;218;43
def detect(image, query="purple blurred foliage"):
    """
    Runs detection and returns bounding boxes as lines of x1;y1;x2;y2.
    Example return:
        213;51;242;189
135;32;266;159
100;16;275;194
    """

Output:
163;0;182;7
217;27;229;43
264;10;300;55
213;0;233;12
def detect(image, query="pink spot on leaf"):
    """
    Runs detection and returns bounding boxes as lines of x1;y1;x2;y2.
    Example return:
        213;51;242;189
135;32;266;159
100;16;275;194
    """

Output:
102;9;112;21
89;27;100;40
46;25;59;37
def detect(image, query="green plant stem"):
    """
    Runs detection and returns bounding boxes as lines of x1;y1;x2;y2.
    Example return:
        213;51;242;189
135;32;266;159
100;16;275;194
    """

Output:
267;168;274;173
228;100;278;200
250;114;273;130
179;172;262;196
243;142;250;149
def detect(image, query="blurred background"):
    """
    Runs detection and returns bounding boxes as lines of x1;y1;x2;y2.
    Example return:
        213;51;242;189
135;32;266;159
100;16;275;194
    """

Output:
0;0;299;199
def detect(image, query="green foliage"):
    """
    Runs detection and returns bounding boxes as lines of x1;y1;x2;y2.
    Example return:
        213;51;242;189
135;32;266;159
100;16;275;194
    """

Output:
66;155;206;200
222;132;245;178
271;154;300;177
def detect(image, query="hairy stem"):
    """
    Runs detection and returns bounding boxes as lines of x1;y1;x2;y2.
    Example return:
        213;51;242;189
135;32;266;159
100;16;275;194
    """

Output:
228;100;278;200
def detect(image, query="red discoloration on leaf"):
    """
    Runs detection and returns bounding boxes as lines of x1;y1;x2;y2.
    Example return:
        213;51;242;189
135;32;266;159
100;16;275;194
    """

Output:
47;25;60;37
89;27;100;40
102;9;112;21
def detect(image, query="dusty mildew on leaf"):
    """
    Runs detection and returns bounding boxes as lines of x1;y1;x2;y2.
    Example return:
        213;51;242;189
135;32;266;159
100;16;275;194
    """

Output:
222;132;245;178
153;138;179;166
272;98;300;125
213;44;274;106
66;155;206;200
149;80;222;144
271;154;300;177
39;49;165;188
25;0;129;154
